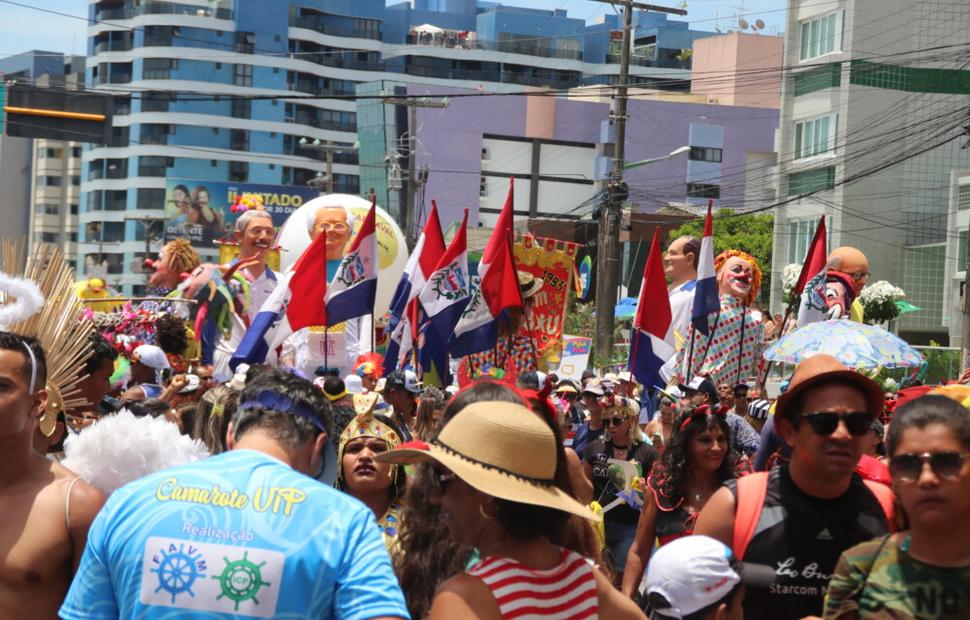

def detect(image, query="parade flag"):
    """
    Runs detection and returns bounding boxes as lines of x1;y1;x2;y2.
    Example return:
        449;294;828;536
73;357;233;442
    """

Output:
417;210;469;385
325;199;377;326
628;228;674;386
419;209;470;341
230;232;328;369
450;179;523;357
795;216;829;328
691;204;718;335
383;203;446;373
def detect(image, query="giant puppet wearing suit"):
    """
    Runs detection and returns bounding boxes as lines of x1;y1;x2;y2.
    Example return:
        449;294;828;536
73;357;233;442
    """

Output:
676;250;766;388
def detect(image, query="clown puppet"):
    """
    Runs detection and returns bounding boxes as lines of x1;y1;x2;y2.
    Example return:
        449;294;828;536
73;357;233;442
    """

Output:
676;250;766;388
827;246;869;322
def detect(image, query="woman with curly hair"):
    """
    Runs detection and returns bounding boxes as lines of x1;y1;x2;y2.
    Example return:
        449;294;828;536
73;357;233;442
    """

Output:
581;395;658;581
621;405;738;598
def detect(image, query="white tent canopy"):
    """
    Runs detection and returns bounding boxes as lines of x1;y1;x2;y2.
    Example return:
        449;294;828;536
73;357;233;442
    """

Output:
413;23;445;34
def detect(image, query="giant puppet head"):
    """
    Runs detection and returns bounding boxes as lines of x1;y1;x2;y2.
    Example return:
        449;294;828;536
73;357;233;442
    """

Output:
307;204;354;261
714;250;762;306
825;270;857;319
827;246;869;296
232;194;275;265
147;238;200;290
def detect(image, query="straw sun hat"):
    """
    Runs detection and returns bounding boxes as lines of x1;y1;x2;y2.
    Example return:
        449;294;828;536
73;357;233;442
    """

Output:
375;401;599;522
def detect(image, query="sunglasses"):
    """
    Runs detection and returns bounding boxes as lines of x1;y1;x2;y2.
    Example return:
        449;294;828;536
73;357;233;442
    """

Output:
800;411;871;436
891;451;969;482
605;416;627;427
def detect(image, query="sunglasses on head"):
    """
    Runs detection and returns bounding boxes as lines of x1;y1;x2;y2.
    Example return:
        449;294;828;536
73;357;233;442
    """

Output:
891;451;969;482
800;411;871;436
605;416;627;427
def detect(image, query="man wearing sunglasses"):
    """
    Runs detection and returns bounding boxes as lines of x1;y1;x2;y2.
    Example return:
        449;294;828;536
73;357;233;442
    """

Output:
694;354;893;620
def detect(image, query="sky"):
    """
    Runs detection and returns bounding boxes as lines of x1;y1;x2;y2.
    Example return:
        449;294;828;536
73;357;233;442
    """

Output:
0;0;787;58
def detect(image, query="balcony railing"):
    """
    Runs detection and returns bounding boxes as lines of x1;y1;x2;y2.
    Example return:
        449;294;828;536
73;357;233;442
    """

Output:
95;1;232;22
290;15;381;40
404;32;583;61
94;39;133;53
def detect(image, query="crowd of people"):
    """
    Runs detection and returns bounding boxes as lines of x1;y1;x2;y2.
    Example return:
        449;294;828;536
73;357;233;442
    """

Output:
5;321;967;619
2;201;969;620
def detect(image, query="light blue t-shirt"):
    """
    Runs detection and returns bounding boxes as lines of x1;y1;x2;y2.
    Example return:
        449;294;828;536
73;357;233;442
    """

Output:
61;449;409;620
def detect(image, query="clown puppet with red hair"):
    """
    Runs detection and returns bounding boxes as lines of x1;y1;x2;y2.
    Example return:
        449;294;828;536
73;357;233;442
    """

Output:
676;249;766;388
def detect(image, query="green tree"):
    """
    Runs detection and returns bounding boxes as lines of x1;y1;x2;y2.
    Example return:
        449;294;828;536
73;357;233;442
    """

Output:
667;209;774;303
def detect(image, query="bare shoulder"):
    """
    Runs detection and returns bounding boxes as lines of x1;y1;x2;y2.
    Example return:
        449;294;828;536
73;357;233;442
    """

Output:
428;573;501;620
593;568;647;619
51;461;106;528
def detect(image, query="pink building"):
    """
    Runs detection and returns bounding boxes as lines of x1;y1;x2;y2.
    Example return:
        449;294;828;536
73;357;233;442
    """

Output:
691;32;784;109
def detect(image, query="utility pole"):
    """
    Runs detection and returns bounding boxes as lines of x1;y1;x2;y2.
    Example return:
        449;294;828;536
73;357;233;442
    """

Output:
384;97;448;247
589;0;686;359
300;138;357;194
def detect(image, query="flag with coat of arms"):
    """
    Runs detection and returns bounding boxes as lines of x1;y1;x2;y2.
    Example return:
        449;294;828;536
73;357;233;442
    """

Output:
325;199;378;326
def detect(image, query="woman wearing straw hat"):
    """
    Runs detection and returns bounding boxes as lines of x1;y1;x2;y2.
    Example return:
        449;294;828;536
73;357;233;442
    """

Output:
376;400;645;619
336;392;408;554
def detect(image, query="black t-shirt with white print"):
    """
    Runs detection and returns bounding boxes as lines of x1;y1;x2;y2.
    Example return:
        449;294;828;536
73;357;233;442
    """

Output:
725;465;889;620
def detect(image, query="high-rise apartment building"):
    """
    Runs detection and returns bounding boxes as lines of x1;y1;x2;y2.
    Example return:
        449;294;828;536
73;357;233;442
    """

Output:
770;0;970;343
0;51;85;269
81;0;712;295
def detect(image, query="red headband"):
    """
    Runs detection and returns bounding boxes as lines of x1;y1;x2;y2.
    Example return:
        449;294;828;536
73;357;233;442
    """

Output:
678;404;728;432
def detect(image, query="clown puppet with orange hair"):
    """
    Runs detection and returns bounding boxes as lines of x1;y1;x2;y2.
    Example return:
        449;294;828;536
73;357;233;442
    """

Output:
675;249;766;388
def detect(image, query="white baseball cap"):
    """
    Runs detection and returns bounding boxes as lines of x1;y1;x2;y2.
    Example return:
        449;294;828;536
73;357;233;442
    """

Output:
344;374;364;395
645;536;774;619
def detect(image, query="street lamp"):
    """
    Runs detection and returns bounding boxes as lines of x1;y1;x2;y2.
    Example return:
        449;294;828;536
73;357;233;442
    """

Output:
623;145;690;170
298;138;358;194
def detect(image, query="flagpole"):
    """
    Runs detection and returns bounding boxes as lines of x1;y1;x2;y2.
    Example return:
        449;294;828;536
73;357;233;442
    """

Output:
371;312;375;352
324;327;329;375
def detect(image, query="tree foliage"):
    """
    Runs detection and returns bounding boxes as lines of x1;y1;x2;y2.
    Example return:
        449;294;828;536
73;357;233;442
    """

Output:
667;209;775;303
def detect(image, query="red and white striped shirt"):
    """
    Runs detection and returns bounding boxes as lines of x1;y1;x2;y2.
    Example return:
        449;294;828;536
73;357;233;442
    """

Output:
467;548;599;619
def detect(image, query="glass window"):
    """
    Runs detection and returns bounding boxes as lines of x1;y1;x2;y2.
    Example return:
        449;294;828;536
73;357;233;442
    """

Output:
234;64;253;86
800;12;840;60
686;183;720;199
788;218;818;264
958;184;970;211
794;114;837;159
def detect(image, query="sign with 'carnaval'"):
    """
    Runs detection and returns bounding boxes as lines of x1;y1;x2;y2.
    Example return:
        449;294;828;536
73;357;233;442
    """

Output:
163;179;318;248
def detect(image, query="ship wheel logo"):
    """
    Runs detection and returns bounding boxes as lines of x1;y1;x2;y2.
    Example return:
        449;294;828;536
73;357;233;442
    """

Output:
212;551;270;611
151;543;207;604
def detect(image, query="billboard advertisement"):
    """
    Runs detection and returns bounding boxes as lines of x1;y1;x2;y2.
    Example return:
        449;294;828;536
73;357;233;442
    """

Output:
163;179;319;248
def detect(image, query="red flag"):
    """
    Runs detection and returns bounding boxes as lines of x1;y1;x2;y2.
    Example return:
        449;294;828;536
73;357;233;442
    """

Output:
286;230;328;330
628;228;674;385
482;178;523;315
793;216;827;300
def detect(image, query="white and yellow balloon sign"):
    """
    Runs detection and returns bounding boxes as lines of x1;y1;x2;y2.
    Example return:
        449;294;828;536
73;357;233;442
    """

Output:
276;194;407;317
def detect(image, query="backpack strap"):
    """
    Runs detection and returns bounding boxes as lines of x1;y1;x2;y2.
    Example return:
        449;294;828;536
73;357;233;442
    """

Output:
862;480;896;532
732;471;769;561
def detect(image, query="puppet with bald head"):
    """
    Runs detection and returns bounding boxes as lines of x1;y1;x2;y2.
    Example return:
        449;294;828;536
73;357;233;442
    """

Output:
676;249;766;388
827;246;868;322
